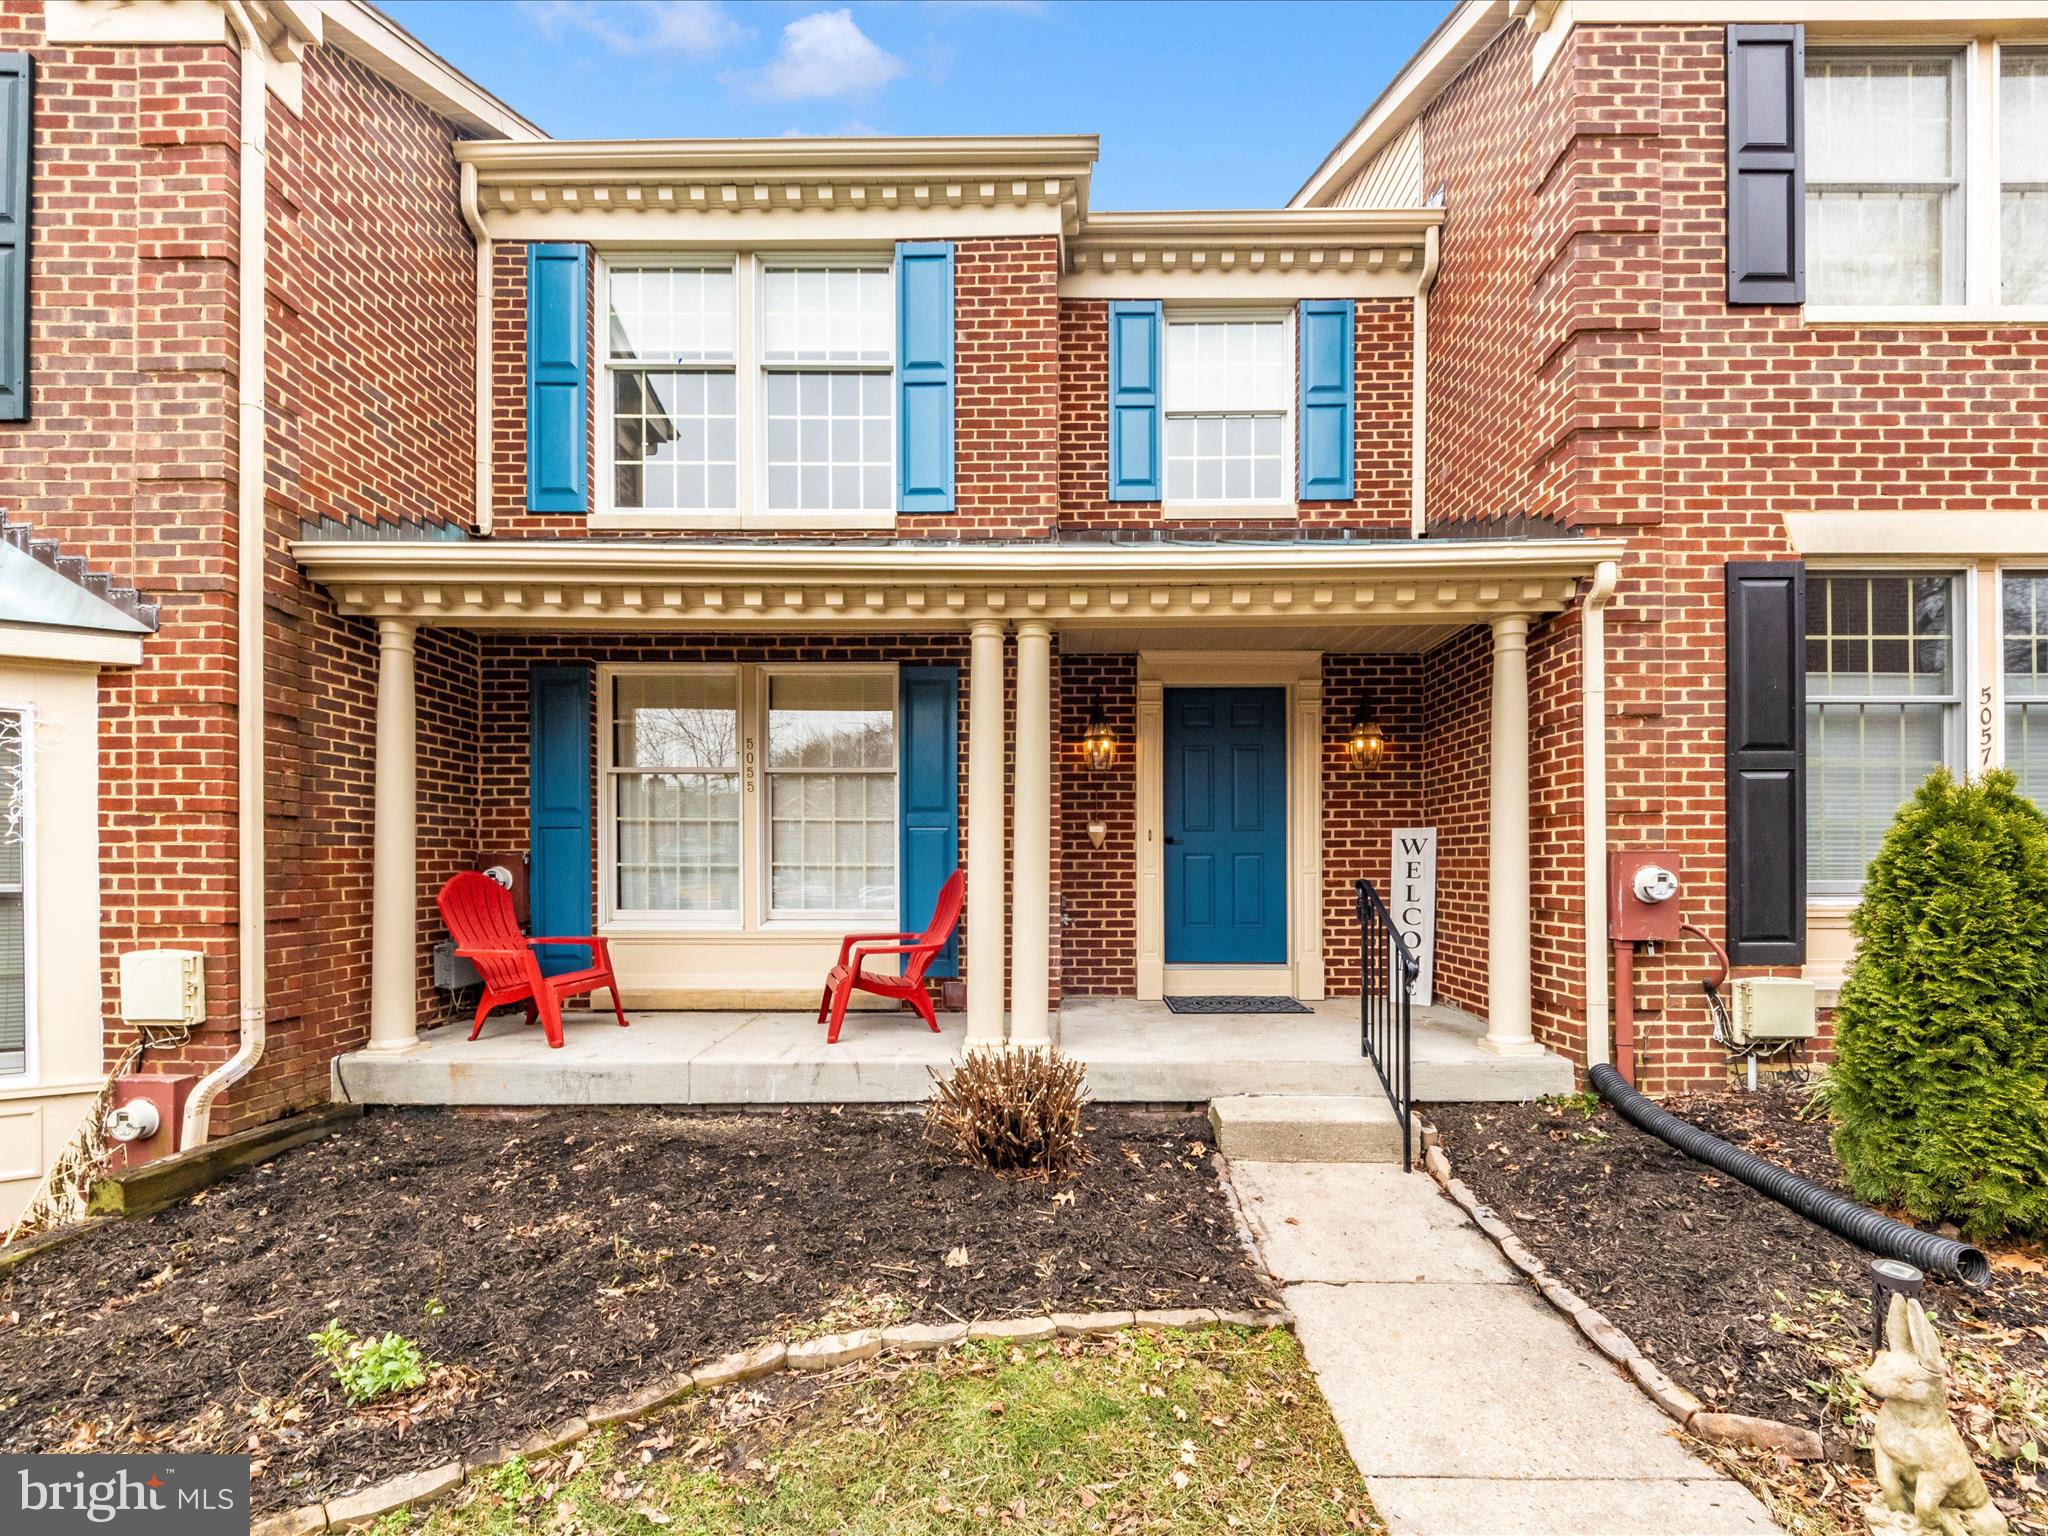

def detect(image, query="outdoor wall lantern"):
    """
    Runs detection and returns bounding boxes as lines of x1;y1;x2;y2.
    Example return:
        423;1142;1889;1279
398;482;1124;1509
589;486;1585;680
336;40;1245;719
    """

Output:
1079;707;1118;772
1346;705;1387;771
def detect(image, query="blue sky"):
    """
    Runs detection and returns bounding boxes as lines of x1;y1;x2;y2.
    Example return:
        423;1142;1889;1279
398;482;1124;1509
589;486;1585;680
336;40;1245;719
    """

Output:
382;0;1451;208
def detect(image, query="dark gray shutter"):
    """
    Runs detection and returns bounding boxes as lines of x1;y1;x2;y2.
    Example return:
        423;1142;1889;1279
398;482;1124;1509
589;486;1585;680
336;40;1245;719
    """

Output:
0;53;30;422
1726;24;1804;305
1726;562;1806;965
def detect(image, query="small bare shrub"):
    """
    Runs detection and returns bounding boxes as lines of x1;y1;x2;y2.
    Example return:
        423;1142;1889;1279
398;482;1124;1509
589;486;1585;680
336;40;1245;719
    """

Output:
924;1047;1090;1175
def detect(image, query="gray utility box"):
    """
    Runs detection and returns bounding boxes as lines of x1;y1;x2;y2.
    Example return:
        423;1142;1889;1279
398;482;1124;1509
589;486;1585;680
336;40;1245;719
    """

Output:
432;940;480;991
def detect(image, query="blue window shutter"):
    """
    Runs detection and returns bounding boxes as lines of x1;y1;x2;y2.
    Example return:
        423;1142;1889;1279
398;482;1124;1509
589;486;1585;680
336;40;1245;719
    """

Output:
0;54;31;423
1107;300;1161;501
526;243;588;513
898;664;960;977
1298;299;1354;500
896;242;955;513
529;665;593;976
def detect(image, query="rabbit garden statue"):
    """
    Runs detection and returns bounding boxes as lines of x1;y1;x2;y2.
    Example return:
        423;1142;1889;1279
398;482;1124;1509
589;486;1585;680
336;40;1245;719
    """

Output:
1859;1292;2008;1536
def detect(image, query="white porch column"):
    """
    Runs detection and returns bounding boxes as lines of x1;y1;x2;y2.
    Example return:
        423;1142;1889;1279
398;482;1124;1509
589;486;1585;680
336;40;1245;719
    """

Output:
1008;620;1052;1048
367;618;422;1054
1483;614;1539;1055
965;620;1008;1048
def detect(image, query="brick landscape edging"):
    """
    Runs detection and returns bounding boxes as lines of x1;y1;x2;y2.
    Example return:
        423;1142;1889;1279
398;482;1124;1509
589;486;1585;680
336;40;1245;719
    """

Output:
1416;1117;1824;1464
247;1309;1296;1536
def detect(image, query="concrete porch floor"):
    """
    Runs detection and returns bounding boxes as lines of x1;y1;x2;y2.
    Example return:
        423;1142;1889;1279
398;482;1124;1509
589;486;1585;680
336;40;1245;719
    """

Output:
333;995;1574;1107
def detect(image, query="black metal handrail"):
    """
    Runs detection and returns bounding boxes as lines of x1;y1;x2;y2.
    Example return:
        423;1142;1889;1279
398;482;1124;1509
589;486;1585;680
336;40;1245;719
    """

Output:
1356;879;1421;1169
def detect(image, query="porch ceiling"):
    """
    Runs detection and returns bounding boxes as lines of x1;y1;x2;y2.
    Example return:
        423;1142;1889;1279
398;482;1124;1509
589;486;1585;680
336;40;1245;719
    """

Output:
291;536;1626;632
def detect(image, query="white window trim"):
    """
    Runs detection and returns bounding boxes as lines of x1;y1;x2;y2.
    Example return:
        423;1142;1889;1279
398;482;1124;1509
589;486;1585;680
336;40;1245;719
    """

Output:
590;251;898;533
597;662;901;936
1804;564;1973;904
1160;305;1298;520
0;702;36;1085
1804;37;2047;322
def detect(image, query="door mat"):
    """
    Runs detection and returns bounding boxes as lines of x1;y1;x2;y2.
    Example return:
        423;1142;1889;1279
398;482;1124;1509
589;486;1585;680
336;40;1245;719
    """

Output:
1162;996;1312;1015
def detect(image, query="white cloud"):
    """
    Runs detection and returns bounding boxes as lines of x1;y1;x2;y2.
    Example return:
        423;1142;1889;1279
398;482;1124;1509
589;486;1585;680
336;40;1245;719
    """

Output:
519;1;746;57
730;9;907;103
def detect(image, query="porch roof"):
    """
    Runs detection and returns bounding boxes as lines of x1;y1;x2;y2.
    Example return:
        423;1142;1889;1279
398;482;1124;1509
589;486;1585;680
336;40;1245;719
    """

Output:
290;533;1625;634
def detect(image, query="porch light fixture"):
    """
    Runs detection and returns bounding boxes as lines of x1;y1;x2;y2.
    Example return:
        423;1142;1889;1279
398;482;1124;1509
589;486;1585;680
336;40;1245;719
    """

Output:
1346;706;1387;771
1079;707;1118;771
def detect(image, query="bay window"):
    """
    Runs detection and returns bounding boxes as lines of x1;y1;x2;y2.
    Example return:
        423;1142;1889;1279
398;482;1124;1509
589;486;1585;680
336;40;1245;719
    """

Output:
2004;573;2048;808
0;708;25;1075
603;666;897;930
1805;573;1960;893
1805;43;2048;313
598;255;895;526
1161;311;1291;509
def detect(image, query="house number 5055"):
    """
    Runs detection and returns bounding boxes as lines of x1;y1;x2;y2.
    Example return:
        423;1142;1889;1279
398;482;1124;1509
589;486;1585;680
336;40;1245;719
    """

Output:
744;735;757;793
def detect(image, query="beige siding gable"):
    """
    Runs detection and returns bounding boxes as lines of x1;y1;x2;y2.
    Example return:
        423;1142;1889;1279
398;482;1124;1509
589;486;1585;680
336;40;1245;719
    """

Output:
1334;119;1424;209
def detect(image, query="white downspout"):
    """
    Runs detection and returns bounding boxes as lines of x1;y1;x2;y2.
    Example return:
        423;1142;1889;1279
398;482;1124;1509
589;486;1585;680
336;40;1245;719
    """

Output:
184;0;269;1148
1581;558;1619;1073
459;163;492;536
1410;224;1438;539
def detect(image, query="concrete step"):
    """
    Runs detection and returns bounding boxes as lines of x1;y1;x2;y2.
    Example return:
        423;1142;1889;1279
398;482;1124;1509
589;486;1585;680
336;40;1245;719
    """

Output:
1208;1094;1402;1163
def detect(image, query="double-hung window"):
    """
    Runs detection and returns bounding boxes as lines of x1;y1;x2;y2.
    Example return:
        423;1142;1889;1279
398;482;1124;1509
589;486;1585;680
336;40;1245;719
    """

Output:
765;673;897;917
761;264;894;516
1805;573;1961;893
2003;573;2048;808
1806;52;1965;307
1162;311;1292;509
2005;50;2048;304
611;674;742;918
605;667;897;930
605;265;738;516
0;708;27;1076
598;256;895;526
1805;44;2048;312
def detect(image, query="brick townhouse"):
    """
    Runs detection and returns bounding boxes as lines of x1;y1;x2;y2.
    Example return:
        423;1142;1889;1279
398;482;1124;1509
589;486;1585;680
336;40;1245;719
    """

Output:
0;0;2041;1217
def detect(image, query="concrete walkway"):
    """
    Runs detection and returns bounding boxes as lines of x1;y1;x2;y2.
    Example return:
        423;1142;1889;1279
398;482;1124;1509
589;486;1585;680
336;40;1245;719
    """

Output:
1230;1161;1783;1536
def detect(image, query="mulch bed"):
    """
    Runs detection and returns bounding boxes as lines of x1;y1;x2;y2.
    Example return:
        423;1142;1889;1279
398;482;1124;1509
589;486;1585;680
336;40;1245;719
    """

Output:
0;1105;1270;1514
1433;1087;2048;1534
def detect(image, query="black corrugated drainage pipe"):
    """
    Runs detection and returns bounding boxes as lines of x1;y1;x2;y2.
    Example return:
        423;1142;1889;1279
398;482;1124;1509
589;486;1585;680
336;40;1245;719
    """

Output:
1587;1063;1991;1290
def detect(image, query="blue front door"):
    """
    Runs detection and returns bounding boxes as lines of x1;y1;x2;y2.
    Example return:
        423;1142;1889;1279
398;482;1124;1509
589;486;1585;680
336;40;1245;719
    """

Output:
1163;687;1287;966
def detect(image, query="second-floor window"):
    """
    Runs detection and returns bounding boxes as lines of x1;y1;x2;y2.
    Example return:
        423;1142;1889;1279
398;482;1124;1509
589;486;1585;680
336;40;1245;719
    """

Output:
1162;311;1292;508
601;256;895;523
1806;45;2048;310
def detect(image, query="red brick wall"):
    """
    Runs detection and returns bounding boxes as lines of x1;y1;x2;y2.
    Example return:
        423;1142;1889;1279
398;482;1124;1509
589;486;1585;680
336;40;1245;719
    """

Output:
489;236;1062;540
0;13;485;1129
1057;297;1413;530
1320;654;1426;994
0;4;245;1095
1058;654;1136;995
1418;20;2048;1087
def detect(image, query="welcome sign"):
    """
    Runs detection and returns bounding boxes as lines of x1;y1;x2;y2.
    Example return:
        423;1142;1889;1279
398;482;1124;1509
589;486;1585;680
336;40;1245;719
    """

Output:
1390;828;1437;1007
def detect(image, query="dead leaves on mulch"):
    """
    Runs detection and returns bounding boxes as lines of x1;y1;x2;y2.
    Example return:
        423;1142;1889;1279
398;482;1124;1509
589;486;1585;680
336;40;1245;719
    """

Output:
1434;1090;2048;1536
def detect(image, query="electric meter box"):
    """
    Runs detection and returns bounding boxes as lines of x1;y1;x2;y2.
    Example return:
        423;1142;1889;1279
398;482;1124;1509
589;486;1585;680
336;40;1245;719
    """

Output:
1729;977;1818;1043
1608;849;1683;944
119;949;206;1027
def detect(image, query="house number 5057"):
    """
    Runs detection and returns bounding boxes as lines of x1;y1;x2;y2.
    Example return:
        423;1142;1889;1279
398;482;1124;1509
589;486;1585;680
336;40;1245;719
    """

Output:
1980;685;1995;772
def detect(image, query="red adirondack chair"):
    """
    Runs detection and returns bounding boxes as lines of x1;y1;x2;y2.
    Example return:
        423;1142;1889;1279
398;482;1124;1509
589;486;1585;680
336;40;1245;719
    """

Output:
436;870;629;1049
817;868;965;1044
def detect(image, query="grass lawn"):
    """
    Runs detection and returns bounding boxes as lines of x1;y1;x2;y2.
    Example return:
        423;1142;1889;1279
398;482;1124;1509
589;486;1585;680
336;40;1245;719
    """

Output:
389;1326;1381;1536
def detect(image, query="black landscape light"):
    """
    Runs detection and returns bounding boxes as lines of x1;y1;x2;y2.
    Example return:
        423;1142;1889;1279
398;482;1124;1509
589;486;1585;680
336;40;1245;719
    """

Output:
1869;1257;1925;1349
